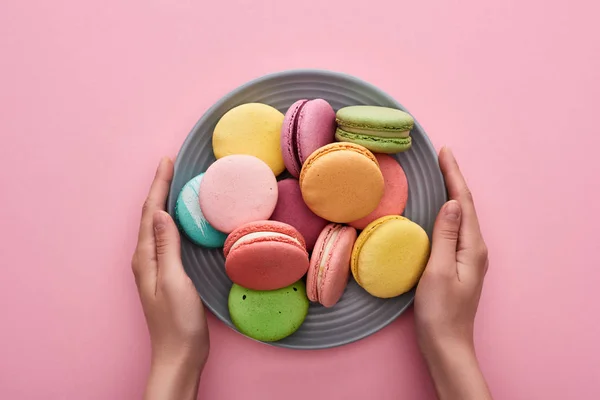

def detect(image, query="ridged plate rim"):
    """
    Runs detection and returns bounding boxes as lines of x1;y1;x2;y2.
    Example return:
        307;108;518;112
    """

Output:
167;69;446;350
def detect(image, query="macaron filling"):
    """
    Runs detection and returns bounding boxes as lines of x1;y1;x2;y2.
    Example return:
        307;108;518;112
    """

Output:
316;225;343;297
230;231;301;251
338;125;411;138
336;128;412;144
290;100;309;170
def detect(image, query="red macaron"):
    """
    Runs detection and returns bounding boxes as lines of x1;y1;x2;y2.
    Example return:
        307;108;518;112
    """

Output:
307;223;357;307
224;221;309;291
348;154;408;229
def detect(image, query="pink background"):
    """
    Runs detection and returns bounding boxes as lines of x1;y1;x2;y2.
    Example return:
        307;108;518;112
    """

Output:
1;0;599;398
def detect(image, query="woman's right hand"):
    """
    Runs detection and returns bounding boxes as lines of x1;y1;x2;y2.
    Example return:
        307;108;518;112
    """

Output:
132;158;209;400
414;147;492;400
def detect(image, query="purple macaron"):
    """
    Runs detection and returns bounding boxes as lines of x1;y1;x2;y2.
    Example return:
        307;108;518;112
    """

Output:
281;99;336;177
269;178;328;251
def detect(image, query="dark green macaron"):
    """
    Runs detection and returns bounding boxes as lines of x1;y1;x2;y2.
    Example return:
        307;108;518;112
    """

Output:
335;105;414;153
228;281;309;342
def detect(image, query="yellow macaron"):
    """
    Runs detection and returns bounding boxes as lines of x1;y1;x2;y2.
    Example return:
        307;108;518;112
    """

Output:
212;103;285;175
351;215;430;298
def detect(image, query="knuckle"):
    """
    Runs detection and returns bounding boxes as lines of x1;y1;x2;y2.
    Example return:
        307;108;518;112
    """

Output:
131;252;141;277
141;198;152;216
155;235;170;256
461;187;474;202
480;243;489;258
476;244;489;264
438;227;459;242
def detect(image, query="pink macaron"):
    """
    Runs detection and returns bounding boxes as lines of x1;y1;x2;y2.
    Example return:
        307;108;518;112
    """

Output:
307;223;357;307
348;154;408;230
281;99;336;177
224;221;309;291
269;178;328;251
199;155;278;233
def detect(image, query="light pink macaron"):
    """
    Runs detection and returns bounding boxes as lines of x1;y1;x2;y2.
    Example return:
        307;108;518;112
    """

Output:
307;223;357;307
281;99;336;177
199;155;278;233
349;154;408;230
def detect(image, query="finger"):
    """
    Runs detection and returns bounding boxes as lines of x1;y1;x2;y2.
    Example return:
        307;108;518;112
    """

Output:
427;200;462;276
137;157;174;248
131;249;157;300
438;147;482;240
153;210;183;282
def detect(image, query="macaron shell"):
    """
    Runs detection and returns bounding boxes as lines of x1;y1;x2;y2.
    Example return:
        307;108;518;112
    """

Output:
336;105;415;133
351;216;430;298
199;155;278;233
213;103;286;175
307;224;357;307
349;154;409;229
296;99;336;164
269;179;328;251
336;128;412;153
306;224;334;302
299;143;384;223
226;238;309;291
174;174;227;247
281;99;336;178
228;281;309;342
281;99;308;177
223;220;306;257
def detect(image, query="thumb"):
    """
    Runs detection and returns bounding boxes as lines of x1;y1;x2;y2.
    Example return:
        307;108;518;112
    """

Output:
153;210;183;274
429;200;462;270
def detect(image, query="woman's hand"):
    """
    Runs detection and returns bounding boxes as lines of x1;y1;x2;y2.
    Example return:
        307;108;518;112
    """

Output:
414;148;492;400
132;158;209;400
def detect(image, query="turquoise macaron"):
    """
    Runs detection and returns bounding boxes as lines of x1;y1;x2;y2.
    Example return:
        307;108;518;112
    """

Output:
174;173;228;248
335;105;414;153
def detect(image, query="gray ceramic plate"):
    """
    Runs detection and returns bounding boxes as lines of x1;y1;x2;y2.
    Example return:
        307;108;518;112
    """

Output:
167;70;446;349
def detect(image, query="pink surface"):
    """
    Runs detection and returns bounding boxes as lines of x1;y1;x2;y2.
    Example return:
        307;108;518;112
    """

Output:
0;0;599;399
350;154;409;229
199;155;278;233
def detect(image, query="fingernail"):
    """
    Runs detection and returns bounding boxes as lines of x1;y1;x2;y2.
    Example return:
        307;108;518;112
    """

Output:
153;211;167;231
444;200;461;220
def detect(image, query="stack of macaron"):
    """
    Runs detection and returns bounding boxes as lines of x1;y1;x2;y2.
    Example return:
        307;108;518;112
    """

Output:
174;100;431;342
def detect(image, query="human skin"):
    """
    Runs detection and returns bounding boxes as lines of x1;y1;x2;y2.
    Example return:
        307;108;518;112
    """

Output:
132;148;492;400
131;158;209;400
414;147;492;400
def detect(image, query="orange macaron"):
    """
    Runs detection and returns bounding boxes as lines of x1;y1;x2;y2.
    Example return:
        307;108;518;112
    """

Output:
299;143;384;223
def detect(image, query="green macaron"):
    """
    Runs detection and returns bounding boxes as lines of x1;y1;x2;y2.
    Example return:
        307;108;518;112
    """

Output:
335;105;414;153
228;281;309;342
